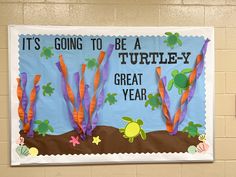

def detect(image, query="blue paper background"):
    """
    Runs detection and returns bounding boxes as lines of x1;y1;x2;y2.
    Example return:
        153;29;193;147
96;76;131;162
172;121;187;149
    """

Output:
19;35;206;135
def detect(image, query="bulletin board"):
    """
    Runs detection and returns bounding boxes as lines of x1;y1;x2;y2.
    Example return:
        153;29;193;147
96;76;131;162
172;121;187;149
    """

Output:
9;26;214;165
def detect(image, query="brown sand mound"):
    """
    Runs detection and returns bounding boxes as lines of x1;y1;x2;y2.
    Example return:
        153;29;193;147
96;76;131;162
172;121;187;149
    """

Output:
20;126;200;155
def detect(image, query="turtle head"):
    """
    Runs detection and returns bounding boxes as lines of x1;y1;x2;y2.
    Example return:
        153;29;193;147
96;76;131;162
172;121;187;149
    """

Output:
148;94;153;99
44;120;49;124
165;32;173;36
174;33;179;37
136;119;143;126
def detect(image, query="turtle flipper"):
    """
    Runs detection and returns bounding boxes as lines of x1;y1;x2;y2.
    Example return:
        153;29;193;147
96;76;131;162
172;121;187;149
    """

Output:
123;135;128;139
128;138;134;143
183;127;188;132
140;129;147;140
40;52;44;57
165;32;172;35
122;117;133;122
178;88;182;95
119;128;125;133
171;70;179;77
48;125;54;133
175;32;179;37
167;79;174;91
34;120;42;124
181;68;192;74
177;38;182;46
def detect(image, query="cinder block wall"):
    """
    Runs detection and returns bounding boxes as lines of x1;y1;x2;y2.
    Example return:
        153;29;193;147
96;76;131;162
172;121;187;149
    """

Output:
0;0;235;177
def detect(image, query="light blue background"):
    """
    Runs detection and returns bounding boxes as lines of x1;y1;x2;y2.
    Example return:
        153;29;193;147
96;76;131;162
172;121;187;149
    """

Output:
19;35;206;135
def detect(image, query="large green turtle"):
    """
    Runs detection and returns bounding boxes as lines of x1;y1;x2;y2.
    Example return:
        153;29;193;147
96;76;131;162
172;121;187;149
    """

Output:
34;120;54;136
167;68;192;94
145;93;161;110
119;117;146;143
183;121;202;138
164;32;182;49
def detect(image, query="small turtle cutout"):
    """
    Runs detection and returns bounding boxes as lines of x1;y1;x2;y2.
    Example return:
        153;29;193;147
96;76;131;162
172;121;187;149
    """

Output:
85;58;98;70
105;93;117;105
34;119;54;136
145;93;161;110
40;47;54;60
183;121;202;138
164;32;182;49
42;82;55;96
119;117;146;143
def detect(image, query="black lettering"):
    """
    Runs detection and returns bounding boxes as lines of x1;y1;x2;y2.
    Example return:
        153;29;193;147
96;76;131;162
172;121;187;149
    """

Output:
168;52;178;64
118;53;128;64
134;38;141;50
182;52;191;64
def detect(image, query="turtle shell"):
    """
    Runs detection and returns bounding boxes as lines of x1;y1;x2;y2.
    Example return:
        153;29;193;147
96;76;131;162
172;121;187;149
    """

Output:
174;73;189;89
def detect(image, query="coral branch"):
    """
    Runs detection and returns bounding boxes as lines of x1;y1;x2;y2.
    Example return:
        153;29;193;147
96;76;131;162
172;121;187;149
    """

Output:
156;39;209;135
16;73;41;137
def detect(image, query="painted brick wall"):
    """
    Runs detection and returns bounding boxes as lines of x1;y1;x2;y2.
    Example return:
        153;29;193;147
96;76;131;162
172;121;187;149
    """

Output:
0;0;235;176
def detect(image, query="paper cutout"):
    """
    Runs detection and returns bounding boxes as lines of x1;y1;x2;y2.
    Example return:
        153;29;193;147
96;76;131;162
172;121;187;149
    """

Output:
164;32;182;49
17;73;41;137
119;117;146;143
196;142;209;153
167;68;192;95
10;27;214;164
69;136;80;147
56;44;114;138
85;58;98;70
34;119;54;136
87;51;106;135
156;38;210;135
182;121;202;138
42;82;55;96
16;137;24;146
105;93;117;105
29;147;39;156
86;44;114;135
40;46;54;59
145;93;161;110
56;56;83;135
92;136;101;145
187;145;197;154
198;134;206;142
188;135;209;154
16;145;29;157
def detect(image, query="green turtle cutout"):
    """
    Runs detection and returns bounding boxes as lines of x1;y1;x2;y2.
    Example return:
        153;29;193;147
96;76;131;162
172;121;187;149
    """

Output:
105;93;117;105
85;58;98;70
145;93;161;110
40;47;54;60
167;68;192;95
119;117;146;143
164;32;182;49
34;120;54;136
42;82;55;96
183;121;202;138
